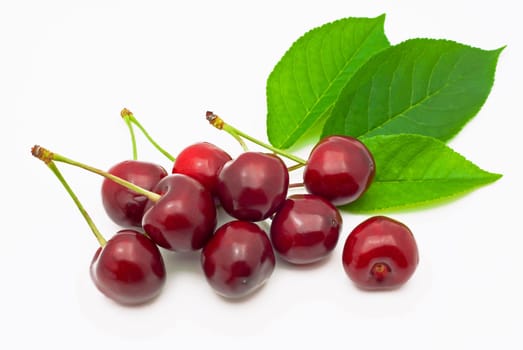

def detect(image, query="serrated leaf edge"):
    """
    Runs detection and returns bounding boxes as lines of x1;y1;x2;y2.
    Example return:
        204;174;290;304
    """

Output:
267;14;389;149
322;39;505;141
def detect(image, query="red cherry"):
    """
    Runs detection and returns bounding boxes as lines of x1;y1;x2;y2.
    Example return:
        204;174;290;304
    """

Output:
172;142;232;195
342;216;419;290
31;146;167;305
201;221;275;299
303;135;375;206
90;229;166;305
102;160;167;227
270;194;342;264
142;174;217;252
216;152;289;221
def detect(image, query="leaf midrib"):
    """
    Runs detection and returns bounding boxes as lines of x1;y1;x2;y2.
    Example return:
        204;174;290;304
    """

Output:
373;176;499;184
279;19;384;148
359;48;466;139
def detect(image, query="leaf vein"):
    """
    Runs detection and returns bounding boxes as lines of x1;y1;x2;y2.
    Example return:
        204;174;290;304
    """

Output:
278;19;384;147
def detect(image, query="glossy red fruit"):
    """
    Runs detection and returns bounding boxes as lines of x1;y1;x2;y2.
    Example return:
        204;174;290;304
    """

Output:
270;194;342;264
102;160;168;227
172;142;232;196
342;216;419;290
303;135;375;206
90;229;166;305
201;221;275;299
142;174;216;252
217;152;289;221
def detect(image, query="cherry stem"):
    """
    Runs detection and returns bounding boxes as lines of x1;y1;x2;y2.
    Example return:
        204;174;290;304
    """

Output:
31;145;161;203
288;182;304;189
35;157;107;247
287;163;306;172
206;111;307;165
121;108;176;162
228;130;249;152
123;111;138;160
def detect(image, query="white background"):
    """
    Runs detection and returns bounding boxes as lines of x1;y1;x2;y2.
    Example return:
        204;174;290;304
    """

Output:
2;0;522;349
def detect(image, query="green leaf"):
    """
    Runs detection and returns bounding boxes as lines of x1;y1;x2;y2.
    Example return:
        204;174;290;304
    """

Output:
343;134;501;212
266;15;390;149
323;39;503;141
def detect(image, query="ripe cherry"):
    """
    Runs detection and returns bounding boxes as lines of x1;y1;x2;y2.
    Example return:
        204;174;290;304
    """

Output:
217;152;289;221
342;216;419;290
172;142;232;196
102;160;167;227
143;174;217;252
32;146;166;305
35;146;216;253
201;221;275;299
270;194;342;264
90;229;166;305
303;135;375;206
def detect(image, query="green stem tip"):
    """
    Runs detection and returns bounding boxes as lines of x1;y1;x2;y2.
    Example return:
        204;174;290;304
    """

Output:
121;108;138;160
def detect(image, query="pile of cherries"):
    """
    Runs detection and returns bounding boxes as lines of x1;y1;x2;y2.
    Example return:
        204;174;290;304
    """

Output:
32;110;419;305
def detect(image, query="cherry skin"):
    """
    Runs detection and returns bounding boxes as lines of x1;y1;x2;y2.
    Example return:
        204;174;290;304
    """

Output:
216;152;289;221
90;229;166;305
270;194;342;264
303;135;375;206
142;174;217;252
102;160;168;227
172;142;232;196
201;221;275;299
342;216;419;290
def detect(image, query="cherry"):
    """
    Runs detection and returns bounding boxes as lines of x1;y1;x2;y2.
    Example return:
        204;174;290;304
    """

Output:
270;194;342;264
216;152;289;221
143;174;217;252
32;146;166;305
34;146;216;252
201;221;275;299
172;142;232;196
91;229;166;305
342;216;419;290
102;160;167;227
303;135;375;206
